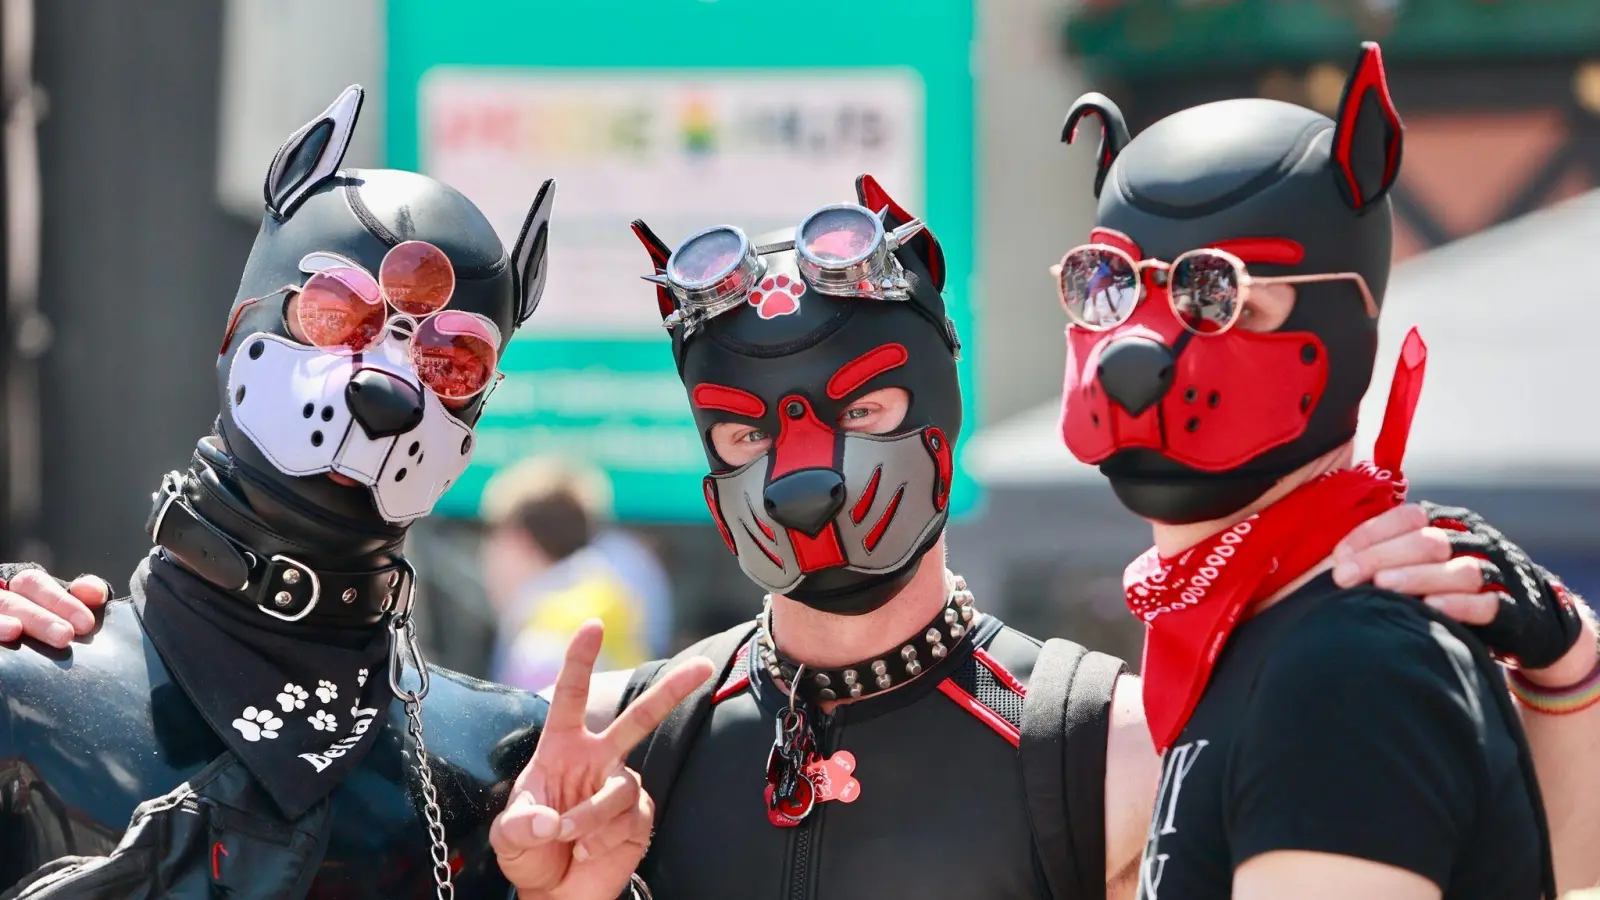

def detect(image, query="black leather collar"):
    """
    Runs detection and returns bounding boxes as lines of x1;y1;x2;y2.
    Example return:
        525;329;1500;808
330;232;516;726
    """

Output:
147;471;408;626
755;578;978;706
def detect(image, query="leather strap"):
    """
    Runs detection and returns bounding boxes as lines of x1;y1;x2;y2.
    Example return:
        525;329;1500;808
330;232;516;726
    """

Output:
1020;638;1126;900
624;623;758;822
147;472;405;626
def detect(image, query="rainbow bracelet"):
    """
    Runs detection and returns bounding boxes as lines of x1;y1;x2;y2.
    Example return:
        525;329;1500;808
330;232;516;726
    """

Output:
1509;655;1600;715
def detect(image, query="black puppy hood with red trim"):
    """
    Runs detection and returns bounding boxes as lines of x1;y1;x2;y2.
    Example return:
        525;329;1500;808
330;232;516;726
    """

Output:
635;176;961;615
1060;43;1404;524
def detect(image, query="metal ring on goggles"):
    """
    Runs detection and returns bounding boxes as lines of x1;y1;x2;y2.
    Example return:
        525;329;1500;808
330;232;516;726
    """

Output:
1052;243;1379;336
647;204;927;332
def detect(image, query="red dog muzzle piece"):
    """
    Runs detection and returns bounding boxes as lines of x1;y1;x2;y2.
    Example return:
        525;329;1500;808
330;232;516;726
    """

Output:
1060;282;1330;471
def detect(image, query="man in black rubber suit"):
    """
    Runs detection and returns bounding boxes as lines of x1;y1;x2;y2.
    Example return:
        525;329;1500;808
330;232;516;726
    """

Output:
1053;43;1600;899
473;171;1600;899
0;86;707;899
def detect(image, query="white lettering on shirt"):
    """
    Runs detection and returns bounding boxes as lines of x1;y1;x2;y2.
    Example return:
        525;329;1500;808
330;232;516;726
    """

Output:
1139;739;1209;900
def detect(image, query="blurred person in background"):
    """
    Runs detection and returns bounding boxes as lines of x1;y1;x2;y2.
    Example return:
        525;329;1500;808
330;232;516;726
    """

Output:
480;456;672;692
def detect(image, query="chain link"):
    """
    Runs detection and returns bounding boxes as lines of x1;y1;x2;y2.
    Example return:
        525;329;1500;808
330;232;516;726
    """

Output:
388;592;455;900
403;693;456;900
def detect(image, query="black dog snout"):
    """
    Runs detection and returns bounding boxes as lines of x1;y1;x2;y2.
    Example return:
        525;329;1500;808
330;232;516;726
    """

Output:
763;469;847;538
1097;337;1175;416
346;369;425;439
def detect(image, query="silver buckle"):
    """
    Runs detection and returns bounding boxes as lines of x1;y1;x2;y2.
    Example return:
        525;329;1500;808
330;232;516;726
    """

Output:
148;471;183;545
258;554;320;622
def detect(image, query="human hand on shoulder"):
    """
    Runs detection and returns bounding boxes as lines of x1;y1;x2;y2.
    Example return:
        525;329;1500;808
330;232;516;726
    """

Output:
0;563;111;648
1329;502;1588;675
493;620;712;900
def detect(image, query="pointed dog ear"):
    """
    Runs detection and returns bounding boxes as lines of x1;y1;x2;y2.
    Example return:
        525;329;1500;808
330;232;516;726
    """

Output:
856;174;944;293
264;85;364;219
631;219;676;321
1062;93;1130;198
510;179;556;325
1330;42;1403;212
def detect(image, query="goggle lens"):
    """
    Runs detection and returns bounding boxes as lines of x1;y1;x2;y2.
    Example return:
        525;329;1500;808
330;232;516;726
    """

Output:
410;310;500;400
1169;250;1244;335
296;268;386;354
669;228;746;287
1057;246;1139;331
799;206;878;265
379;240;456;316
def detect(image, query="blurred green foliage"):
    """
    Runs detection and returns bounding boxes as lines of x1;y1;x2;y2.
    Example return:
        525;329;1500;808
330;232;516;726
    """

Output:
1066;0;1600;81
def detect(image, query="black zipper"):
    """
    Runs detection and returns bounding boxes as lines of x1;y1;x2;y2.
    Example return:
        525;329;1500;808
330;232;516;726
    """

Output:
784;711;837;900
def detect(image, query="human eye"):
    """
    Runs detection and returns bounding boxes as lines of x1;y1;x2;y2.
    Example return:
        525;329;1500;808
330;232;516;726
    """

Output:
836;387;909;435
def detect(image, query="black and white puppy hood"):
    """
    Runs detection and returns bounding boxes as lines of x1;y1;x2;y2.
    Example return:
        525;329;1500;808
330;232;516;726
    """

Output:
217;85;555;532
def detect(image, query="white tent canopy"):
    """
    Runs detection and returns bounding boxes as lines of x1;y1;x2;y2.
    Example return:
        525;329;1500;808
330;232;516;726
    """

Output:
967;188;1600;489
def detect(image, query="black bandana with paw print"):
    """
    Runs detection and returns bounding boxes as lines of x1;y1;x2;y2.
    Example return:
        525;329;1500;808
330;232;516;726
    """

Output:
132;552;394;818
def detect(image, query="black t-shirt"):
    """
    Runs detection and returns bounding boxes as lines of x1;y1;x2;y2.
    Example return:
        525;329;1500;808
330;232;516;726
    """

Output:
1137;573;1542;900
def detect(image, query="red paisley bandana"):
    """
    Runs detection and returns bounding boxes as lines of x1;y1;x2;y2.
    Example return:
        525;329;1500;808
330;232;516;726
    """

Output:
1126;328;1428;753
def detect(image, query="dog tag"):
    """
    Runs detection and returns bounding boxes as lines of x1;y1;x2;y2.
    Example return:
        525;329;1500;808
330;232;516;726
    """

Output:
805;750;861;804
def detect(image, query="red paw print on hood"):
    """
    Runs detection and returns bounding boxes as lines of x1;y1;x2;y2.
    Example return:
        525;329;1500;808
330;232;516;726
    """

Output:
749;274;806;319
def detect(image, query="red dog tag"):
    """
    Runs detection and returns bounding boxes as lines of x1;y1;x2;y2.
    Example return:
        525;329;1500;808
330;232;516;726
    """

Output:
804;751;861;804
764;778;815;827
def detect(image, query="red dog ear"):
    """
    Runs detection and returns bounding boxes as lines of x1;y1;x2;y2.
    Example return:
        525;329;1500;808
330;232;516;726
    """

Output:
1330;42;1404;212
856;174;944;292
631;219;675;320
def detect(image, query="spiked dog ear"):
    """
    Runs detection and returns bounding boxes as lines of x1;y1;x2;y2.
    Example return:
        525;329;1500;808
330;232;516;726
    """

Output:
631;219;676;321
510;179;556;325
1330;42;1403;212
264;85;364;219
856;174;944;292
1062;93;1130;198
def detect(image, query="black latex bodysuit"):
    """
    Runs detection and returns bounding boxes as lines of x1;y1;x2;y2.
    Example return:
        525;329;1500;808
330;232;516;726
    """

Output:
0;596;545;897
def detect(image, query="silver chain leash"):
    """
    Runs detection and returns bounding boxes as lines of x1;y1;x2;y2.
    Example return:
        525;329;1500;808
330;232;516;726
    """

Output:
387;562;455;900
403;686;455;900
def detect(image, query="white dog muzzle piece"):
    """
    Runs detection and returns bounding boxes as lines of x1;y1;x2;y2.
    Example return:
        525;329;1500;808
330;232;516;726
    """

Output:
227;332;475;524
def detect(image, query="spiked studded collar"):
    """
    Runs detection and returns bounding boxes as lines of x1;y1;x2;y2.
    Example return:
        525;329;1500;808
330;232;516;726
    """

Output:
754;572;978;706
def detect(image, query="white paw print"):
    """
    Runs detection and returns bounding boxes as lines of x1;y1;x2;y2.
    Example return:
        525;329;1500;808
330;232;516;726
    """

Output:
276;683;308;712
315;680;339;704
357;668;368;688
232;706;283;742
308;710;338;732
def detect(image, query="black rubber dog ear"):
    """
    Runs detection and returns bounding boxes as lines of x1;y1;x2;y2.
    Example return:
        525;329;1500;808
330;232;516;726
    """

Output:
263;85;364;219
856;174;944;293
509;179;556;325
631;219;676;321
1062;93;1131;198
1330;42;1404;212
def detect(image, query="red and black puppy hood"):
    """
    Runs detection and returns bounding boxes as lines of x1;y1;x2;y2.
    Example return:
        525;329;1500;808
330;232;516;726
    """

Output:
635;176;961;614
1060;43;1403;524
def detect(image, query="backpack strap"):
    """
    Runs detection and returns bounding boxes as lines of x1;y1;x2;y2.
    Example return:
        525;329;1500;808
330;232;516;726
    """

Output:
621;621;758;818
1020;637;1127;900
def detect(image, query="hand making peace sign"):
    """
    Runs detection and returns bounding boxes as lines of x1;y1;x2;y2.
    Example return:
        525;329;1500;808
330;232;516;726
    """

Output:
490;620;715;900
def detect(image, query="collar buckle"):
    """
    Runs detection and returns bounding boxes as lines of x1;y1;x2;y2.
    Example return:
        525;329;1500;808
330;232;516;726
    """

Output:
146;471;184;544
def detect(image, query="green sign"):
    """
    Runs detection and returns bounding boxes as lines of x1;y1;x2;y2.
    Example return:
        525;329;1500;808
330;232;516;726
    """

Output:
388;0;977;521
